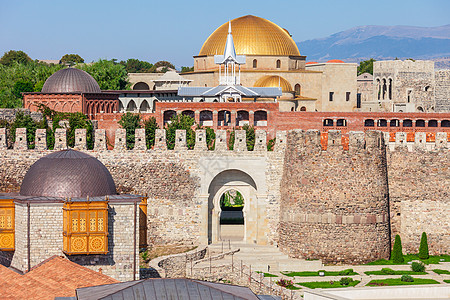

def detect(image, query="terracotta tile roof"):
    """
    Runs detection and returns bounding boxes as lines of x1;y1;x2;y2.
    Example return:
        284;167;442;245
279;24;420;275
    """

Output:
0;256;118;300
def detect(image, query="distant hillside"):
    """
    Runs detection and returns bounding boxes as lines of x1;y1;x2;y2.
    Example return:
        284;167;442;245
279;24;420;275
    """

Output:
297;24;450;68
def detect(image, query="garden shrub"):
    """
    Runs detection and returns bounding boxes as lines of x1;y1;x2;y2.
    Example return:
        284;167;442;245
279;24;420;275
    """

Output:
338;269;354;276
418;232;429;260
411;261;425;272
381;268;395;275
339;277;353;286
391;235;404;263
401;275;414;282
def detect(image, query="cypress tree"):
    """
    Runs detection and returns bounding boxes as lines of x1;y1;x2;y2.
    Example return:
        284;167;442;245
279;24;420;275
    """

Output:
418;232;429;259
391;234;404;263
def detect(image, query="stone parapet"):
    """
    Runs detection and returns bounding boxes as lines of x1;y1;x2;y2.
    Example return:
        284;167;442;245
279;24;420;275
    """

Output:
234;130;247;151
174;130;187;150
35;129;47;150
0;128;7;150
74;128;87;150
194;130;207;151
154;129;167;150
94;129;106;151
54;128;67;150
114;129;126;151
134;128;146;150
14;128;27;150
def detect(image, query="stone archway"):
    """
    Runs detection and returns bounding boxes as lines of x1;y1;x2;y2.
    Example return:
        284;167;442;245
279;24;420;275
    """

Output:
207;169;258;244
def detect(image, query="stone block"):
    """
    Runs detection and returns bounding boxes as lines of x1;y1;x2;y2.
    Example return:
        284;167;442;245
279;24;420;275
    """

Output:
395;132;407;148
348;131;365;152
194;130;207;151
414;132;427;151
174;130;187;150
75;128;87;150
134;128;146;150
305;130;321;153
0;128;6;149
54;128;67;150
154;129;167;150
214;130;227;151
35;129;47;150
435;132;448;149
94;129;106;151
254;130;266;151
14;128;27;150
274;131;286;151
114;129;126;151
234;130;246;151
327;130;342;150
366;130;384;150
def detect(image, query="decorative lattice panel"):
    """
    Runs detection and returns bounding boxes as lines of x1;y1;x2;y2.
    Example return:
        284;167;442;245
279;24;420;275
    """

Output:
63;200;108;255
0;199;15;251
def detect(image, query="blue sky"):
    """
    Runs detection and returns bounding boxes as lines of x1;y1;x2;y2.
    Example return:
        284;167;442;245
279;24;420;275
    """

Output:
1;0;449;68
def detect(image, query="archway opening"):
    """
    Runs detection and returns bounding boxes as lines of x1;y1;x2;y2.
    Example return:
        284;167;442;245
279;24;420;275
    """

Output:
219;189;244;241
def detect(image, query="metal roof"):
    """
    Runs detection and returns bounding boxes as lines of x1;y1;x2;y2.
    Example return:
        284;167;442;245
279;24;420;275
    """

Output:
41;68;102;94
178;86;281;98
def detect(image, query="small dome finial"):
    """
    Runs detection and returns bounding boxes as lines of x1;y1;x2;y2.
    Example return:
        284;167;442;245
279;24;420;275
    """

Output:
228;20;232;34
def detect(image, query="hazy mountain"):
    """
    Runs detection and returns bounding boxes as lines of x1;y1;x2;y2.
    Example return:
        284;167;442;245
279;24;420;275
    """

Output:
297;25;450;68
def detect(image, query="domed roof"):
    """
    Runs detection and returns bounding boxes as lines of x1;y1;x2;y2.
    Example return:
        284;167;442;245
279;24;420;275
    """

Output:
305;61;318;65
254;75;293;92
327;59;345;63
20;149;116;198
199;15;300;57
41;68;102;93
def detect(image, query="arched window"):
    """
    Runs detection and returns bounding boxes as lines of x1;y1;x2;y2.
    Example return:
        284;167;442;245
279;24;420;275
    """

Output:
417;106;424;112
390;119;400;127
403;119;413;127
236;110;249;126
133;82;150;90
200;110;213;126
300;106;306;111
139;100;150;113
276;60;281;68
377;119;387;127
415;119;425;127
126;100;136;112
181;110;195;119
336;119;347;127
364;119;375;127
254;110;267;126
163;110;176;125
388;78;392;100
252;59;257;68
428;120;438;127
442;120;450;127
294;84;301;96
323;119;334;127
218;110;231;126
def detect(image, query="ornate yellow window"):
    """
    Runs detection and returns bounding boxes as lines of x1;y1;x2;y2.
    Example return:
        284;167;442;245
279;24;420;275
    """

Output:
63;200;108;255
0;199;15;251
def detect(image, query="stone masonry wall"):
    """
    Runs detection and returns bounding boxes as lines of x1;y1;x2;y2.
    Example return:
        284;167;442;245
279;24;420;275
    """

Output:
435;70;450;112
279;130;391;264
387;150;449;254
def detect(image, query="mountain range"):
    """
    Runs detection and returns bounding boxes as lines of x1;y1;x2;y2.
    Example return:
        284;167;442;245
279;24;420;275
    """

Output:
297;24;450;68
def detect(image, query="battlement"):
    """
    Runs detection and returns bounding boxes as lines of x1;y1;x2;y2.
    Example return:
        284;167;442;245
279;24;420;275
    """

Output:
374;60;434;73
0;128;448;152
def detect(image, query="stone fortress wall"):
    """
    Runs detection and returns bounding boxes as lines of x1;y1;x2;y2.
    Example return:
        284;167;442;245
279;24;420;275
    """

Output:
0;126;448;266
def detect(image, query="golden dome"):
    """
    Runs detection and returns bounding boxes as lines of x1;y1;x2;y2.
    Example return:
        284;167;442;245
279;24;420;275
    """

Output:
199;15;300;56
254;75;292;92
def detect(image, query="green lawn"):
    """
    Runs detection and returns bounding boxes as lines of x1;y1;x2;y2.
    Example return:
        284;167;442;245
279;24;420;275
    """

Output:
297;280;360;289
366;254;450;265
444;280;450;284
364;270;427;275
367;278;439;286
432;269;450;275
256;271;278;277
282;270;358;277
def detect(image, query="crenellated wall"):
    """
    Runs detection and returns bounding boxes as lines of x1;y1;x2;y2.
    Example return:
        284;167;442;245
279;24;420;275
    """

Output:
0;127;448;266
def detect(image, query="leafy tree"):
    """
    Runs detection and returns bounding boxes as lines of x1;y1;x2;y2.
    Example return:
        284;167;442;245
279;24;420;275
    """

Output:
165;114;195;150
77;59;130;90
67;112;94;149
181;66;194;73
391;234;404;263
118;112;141;149
61;54;84;65
228;129;235;150
0;50;32;66
418;232;429;259
13;80;34;98
357;58;376;75
120;59;154;73
242;124;255;151
143;116;159;149
205;127;215;150
267;138;276;151
154;60;175;71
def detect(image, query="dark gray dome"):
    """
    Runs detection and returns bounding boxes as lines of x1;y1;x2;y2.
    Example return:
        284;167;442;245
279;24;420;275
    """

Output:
41;68;102;93
20;149;116;198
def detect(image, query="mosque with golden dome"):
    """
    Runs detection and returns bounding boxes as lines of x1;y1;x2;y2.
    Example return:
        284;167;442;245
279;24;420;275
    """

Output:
128;15;357;112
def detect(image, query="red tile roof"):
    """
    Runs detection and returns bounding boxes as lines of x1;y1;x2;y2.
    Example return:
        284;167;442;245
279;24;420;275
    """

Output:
326;59;345;63
0;256;118;300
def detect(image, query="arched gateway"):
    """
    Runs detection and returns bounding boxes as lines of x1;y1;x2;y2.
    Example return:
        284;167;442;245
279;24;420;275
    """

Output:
197;157;269;245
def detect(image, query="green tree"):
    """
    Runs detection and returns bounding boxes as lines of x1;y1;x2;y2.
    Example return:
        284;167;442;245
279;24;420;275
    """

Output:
242;124;255;151
118;112;141;149
61;54;84;65
67;112;94;149
77;59;130;90
0;50;32;66
143;116;159;149
357;58;376;75
391;234;404;263
154;60;175;71
165;114;195;150
418;232;429;259
181;66;194;73
228;130;235;150
13;80;34;98
120;59;154;73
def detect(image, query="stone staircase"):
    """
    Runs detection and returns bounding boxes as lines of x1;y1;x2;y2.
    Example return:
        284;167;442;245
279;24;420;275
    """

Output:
198;242;323;273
